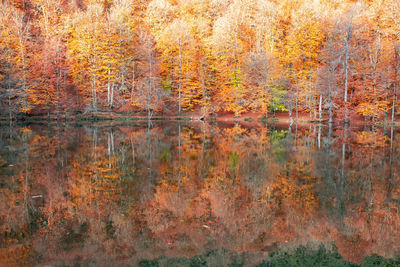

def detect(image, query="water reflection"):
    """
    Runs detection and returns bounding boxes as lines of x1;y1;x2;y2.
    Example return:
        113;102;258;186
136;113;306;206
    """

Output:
0;122;399;266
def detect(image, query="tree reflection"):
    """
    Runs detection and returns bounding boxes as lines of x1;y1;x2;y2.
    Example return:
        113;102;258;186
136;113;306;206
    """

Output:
0;122;398;266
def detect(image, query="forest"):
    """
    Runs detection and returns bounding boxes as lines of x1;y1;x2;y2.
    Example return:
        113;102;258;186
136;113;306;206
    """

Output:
0;0;399;123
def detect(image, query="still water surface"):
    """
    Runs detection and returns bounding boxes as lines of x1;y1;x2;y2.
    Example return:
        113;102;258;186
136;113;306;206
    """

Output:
0;121;399;266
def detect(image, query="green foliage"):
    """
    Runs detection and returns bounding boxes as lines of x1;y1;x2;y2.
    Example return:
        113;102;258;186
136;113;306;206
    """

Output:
270;130;288;144
270;129;288;163
137;249;237;267
135;246;399;267
231;68;244;90
161;77;173;92
229;151;239;172
257;245;357;267
360;254;400;267
269;85;287;112
160;147;171;162
138;259;160;267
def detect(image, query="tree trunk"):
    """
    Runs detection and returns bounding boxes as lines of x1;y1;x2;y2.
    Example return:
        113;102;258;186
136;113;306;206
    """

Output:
318;125;321;149
319;95;323;120
339;123;348;219
110;83;114;109
313;96;317;119
178;41;182;116
130;135;135;171
56;43;61;117
131;65;135;104
392;43;398;124
8;94;12;121
295;87;299;121
288;108;294;125
343;23;352;124
147;39;153;122
108;133;111;168
387;125;394;201
107;68;111;107
328;63;334;124
92;74;97;112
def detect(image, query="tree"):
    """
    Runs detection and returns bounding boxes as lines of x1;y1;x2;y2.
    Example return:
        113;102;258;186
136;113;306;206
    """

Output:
67;4;104;112
157;18;191;115
211;0;254;117
339;10;355;124
133;29;166;121
0;1;30;115
27;0;68;115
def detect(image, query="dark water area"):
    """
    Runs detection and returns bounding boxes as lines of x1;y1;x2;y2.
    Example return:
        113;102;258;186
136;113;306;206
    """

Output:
0;121;399;267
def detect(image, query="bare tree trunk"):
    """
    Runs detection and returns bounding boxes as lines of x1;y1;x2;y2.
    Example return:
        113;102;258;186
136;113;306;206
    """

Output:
8;80;12;120
343;22;352;124
370;30;381;123
295;87;299;121
131;65;135;104
288;108;294;125
313;96;317;119
92;74;97;112
56;41;61;117
199;65;208;118
178;41;182;116
147;38;153;122
107;68;111;107
392;89;397;124
110;83;114;109
344;44;349;123
392;43;398;124
328;61;335;124
319;95;323;120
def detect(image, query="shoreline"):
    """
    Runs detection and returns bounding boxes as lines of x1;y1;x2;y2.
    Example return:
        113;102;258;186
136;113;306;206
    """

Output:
1;113;399;127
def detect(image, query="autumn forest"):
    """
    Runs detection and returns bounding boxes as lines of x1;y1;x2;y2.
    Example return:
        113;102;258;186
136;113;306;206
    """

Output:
0;0;399;122
2;1;400;266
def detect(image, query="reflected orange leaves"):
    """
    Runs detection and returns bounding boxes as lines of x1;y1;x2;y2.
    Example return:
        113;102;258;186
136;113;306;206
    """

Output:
353;131;387;149
0;244;33;267
0;123;399;266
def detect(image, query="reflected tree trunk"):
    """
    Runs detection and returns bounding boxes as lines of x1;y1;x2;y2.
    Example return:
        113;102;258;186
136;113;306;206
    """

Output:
108;131;111;168
318;125;321;149
178;122;182;191
107;68;111;106
322;122;334;209
338;124;348;222
387;125;394;202
23;139;30;225
130;134;135;172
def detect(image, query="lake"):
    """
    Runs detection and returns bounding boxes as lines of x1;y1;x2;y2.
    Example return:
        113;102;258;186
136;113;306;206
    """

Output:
0;121;399;266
